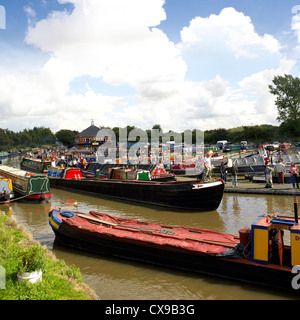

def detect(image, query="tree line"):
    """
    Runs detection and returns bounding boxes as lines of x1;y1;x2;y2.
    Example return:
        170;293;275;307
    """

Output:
0;123;297;151
0;127;57;151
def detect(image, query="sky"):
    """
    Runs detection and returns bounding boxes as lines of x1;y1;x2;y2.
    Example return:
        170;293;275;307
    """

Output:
0;0;300;134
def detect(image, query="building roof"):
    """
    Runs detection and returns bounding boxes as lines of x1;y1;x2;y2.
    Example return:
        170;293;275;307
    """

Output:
77;124;100;137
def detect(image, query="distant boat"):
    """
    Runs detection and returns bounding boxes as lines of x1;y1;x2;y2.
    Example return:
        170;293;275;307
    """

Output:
171;156;224;176
279;142;291;151
0;151;9;160
222;143;240;152
0;165;51;202
20;157;52;173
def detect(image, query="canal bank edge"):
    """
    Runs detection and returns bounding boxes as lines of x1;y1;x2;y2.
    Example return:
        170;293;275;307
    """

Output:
224;180;300;196
0;210;98;300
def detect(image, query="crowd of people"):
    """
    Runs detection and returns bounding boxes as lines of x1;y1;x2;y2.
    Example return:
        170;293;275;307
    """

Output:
32;148;95;170
203;149;300;189
263;153;299;189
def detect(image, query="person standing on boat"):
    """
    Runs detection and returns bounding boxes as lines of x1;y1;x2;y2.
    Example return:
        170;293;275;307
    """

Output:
231;162;238;187
289;162;299;189
275;158;285;184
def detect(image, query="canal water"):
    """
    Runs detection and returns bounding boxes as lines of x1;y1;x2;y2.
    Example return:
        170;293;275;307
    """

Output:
1;157;299;300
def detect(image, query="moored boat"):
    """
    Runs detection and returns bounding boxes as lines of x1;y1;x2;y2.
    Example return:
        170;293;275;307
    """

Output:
0;165;51;202
47;166;83;179
0;151;9;160
48;166;224;210
49;207;300;294
279;142;291;151
20;157;52;173
0;176;14;203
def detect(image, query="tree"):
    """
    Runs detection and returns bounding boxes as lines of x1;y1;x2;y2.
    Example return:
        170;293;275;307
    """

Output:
269;74;300;136
152;124;162;132
0;129;12;150
56;129;77;146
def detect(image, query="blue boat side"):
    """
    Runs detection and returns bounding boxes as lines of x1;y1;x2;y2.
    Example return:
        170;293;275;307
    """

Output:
49;209;62;231
49;209;78;231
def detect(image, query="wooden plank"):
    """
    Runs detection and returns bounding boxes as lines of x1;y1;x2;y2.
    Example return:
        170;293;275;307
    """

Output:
77;213;118;226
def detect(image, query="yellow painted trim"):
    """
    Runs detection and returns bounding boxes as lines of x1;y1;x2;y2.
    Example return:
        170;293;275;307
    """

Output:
253;228;268;262
50;216;59;230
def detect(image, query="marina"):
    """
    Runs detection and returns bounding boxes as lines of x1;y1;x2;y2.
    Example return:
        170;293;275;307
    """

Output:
1;157;300;299
2;0;300;303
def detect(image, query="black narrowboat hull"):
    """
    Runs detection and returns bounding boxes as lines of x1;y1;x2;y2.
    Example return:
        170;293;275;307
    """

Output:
53;221;298;294
49;178;224;211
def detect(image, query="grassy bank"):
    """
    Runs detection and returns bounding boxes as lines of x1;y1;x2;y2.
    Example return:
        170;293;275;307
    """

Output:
0;211;98;300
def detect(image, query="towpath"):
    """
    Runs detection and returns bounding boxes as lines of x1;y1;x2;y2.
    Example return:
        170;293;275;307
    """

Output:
224;179;300;196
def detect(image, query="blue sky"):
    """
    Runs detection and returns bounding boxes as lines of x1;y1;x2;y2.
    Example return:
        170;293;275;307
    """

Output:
0;0;299;133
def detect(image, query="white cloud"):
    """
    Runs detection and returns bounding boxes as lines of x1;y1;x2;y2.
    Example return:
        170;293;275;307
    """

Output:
179;7;281;58
238;58;295;118
0;3;297;133
25;0;184;88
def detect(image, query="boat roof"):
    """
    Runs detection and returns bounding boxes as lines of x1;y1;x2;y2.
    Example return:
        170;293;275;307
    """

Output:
23;157;51;162
0;165;42;178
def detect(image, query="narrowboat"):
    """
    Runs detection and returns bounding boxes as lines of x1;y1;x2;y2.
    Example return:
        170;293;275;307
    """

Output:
0;177;14;203
0;165;51;202
279;142;291;151
223;143;241;152
20;157;52;173
47;166;83;179
48;166;224;211
49;205;300;294
170;162;198;175
0;151;9;160
171;156;224;175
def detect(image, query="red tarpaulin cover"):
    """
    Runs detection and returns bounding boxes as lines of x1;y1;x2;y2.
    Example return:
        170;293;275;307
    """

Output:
62;211;239;255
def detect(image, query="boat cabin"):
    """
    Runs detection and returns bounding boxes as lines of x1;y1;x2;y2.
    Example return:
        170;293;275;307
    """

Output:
21;157;51;173
107;167;150;181
106;165;173;181
249;215;300;267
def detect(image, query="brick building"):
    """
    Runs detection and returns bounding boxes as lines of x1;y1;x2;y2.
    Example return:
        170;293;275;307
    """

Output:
74;121;112;150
